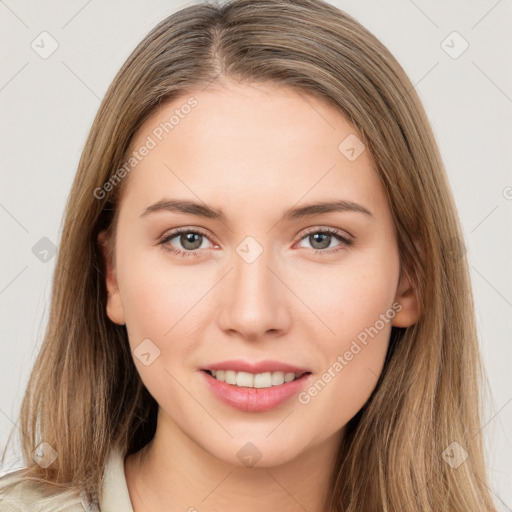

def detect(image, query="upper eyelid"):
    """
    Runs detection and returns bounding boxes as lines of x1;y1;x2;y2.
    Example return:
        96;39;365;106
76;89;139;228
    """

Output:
299;226;352;240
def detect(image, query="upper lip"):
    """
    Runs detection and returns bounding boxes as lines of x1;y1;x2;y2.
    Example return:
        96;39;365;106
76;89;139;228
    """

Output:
202;359;312;375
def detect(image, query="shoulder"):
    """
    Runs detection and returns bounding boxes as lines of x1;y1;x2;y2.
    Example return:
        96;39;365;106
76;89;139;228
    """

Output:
0;446;129;512
0;473;89;512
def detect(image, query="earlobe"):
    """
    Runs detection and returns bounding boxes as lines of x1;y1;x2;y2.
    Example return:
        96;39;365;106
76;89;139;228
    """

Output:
392;268;420;328
97;230;126;326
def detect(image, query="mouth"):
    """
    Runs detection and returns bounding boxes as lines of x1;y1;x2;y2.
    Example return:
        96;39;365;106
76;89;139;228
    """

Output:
200;369;313;413
203;369;310;388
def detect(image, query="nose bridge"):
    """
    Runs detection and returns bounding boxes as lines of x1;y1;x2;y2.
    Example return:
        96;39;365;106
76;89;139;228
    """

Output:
219;235;286;336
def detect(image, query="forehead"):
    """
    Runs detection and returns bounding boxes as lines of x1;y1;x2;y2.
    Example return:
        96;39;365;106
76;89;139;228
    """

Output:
120;82;385;220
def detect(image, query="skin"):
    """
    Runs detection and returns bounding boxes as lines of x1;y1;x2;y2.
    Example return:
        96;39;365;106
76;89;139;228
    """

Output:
99;81;419;512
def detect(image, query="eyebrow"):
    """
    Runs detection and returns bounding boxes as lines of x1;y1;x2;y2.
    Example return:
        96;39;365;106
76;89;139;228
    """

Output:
140;198;373;223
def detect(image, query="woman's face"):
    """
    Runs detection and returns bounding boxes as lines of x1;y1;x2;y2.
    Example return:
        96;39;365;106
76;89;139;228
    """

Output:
101;81;418;467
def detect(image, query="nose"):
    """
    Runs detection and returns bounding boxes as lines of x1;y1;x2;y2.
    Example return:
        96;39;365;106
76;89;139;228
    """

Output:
217;241;291;341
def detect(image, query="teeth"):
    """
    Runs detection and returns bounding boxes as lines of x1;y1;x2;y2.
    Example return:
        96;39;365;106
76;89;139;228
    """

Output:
208;370;303;388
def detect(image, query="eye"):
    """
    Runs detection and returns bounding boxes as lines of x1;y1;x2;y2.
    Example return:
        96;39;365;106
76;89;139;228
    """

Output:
159;228;214;257
295;227;353;254
158;226;354;258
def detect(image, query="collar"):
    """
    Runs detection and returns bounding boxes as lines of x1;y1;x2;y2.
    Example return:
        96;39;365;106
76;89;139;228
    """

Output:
97;447;134;512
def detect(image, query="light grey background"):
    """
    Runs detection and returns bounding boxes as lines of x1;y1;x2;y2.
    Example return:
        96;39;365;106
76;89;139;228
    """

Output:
1;0;511;508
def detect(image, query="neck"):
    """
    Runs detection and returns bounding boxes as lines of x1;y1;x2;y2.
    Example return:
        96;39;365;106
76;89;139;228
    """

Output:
124;409;344;512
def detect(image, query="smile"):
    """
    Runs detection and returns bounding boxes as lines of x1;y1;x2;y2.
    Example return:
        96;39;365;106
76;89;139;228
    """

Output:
206;369;307;388
201;369;313;412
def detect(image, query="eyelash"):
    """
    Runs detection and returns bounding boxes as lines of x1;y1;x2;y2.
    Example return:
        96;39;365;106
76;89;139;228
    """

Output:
158;226;353;258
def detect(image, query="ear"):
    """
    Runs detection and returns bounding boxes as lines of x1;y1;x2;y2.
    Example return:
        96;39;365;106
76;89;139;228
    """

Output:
97;230;126;325
392;266;420;328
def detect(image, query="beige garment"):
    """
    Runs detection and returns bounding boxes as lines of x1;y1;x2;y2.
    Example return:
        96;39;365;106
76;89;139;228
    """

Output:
0;447;134;512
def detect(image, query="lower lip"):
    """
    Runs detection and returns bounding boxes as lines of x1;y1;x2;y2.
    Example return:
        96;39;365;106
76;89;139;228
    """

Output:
201;370;313;412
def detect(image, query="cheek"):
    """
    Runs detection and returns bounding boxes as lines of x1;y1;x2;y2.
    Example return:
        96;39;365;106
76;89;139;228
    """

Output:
306;252;400;341
115;249;203;400
297;254;399;421
116;245;207;341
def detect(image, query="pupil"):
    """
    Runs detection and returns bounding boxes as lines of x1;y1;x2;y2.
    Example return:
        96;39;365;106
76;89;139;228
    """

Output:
182;232;201;250
311;233;330;249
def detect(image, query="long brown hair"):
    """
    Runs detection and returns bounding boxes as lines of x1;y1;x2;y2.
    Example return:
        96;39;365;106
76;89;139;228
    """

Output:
0;0;498;510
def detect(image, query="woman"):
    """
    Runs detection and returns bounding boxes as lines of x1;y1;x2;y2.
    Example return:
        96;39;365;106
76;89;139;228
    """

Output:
0;0;498;510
